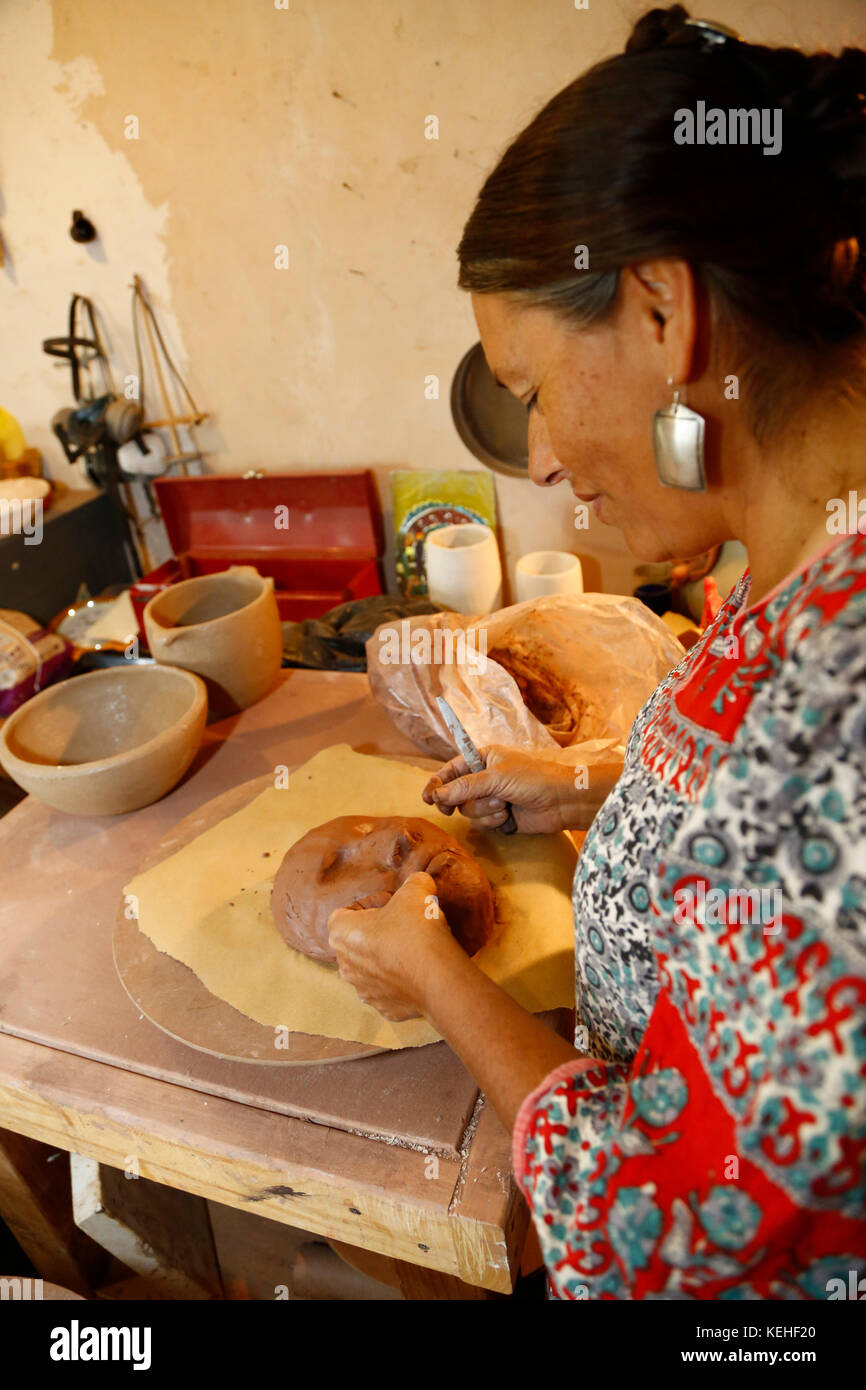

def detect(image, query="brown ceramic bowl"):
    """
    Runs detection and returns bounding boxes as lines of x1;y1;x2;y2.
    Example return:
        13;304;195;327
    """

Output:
0;666;207;816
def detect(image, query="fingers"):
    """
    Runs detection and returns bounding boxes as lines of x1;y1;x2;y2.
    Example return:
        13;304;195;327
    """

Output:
421;756;470;806
332;950;419;1019
427;769;502;814
462;807;511;829
327;905;362;950
351;890;393;910
455;794;505;822
328;873;434;948
329;888;393;940
421;747;493;799
389;869;436;904
327;880;427;1022
354;993;420;1022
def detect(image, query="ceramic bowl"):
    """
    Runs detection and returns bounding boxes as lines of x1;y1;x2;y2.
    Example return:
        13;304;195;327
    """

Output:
0;666;207;816
143;566;282;713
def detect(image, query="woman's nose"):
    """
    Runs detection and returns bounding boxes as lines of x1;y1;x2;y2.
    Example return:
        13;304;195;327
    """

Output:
528;412;565;487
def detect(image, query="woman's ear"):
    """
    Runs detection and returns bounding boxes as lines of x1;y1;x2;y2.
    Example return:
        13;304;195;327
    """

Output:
628;259;699;384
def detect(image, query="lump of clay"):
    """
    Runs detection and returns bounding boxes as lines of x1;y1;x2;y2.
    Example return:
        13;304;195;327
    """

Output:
271;816;496;963
488;640;585;745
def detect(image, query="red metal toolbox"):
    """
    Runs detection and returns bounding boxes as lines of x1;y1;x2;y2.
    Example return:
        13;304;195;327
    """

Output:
130;471;384;642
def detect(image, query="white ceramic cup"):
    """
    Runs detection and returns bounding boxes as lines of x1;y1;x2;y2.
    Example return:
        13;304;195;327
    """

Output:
515;550;584;603
424;523;502;614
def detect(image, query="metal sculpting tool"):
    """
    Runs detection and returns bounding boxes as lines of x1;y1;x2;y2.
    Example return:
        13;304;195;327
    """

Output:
435;695;518;835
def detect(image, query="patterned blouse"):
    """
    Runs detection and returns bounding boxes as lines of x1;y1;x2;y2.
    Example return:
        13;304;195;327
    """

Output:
513;528;866;1299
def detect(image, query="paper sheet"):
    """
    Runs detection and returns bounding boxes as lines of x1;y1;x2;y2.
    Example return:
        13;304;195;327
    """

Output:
124;744;577;1049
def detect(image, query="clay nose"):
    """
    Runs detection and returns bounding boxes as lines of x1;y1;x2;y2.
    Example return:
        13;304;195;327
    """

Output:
386;829;421;869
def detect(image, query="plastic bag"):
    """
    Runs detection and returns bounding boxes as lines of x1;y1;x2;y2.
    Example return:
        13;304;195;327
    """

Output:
0;610;73;718
281;595;441;671
366;592;685;766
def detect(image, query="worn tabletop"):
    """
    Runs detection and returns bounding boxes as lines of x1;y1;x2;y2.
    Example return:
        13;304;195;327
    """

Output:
0;671;538;1291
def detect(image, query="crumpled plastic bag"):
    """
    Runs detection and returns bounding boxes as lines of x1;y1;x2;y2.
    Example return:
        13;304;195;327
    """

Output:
281;595;440;671
366;592;685;766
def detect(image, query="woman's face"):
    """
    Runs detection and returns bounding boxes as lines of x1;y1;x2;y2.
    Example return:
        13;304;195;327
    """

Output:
471;270;734;562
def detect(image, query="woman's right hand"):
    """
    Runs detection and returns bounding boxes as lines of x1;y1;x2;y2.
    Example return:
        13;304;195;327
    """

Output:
421;745;575;834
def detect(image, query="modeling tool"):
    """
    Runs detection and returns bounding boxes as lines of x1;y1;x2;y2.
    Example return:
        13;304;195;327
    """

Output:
436;695;518;835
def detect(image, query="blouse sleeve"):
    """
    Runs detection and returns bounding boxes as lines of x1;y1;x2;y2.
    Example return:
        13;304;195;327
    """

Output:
513;609;866;1300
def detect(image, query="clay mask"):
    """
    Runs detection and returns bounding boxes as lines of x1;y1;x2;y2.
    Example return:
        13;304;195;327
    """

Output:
271;815;496;963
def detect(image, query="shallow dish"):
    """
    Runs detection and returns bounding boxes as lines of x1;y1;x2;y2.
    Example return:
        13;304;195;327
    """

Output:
0;666;207;816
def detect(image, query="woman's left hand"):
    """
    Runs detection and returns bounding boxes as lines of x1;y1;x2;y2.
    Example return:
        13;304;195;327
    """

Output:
327;871;457;1021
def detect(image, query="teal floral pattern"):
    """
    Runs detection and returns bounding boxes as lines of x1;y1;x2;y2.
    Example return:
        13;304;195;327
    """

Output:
514;531;866;1299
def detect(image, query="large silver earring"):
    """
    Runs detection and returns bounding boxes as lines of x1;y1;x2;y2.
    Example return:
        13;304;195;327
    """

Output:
653;377;707;492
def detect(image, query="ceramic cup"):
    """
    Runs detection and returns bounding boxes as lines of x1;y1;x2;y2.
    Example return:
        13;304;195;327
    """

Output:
424;523;502;614
144;565;282;713
515;550;584;603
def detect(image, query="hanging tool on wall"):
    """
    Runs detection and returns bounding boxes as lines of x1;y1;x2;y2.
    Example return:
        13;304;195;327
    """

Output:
131;274;208;472
42;294;151;572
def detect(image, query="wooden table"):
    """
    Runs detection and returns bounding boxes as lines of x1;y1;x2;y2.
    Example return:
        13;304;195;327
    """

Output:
0;671;543;1297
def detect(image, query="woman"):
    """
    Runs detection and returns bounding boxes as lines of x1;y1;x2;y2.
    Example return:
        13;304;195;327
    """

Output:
330;5;866;1299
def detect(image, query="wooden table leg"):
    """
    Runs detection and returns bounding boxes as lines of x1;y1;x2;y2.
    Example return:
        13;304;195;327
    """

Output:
71;1156;223;1299
0;1127;110;1297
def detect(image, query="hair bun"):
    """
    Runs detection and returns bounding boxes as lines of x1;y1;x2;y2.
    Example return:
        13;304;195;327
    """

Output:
626;13;866;237
748;46;866;235
796;49;866;192
625;4;697;54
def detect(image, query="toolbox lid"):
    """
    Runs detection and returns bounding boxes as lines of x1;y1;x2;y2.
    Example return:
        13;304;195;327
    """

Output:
153;471;383;558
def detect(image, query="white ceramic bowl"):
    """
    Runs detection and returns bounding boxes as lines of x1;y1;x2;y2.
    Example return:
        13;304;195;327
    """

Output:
0;666;207;816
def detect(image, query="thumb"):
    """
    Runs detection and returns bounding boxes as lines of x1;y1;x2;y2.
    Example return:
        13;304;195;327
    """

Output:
327;904;359;946
431;769;501;808
394;871;446;924
391;870;436;904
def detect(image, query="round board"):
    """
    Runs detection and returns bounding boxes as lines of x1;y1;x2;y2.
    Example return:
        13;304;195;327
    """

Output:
113;772;395;1066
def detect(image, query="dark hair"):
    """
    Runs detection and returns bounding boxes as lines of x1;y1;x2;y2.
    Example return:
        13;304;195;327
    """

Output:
457;4;866;441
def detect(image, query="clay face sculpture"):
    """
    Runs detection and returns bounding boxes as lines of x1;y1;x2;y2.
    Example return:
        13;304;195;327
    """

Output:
271;816;496;963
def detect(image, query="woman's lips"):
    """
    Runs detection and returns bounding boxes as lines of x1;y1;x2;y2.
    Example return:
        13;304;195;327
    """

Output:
576;491;605;518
